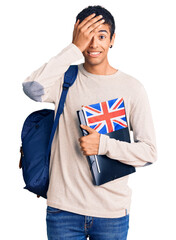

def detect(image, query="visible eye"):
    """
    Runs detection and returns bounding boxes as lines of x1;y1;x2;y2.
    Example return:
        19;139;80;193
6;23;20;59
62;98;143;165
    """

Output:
99;35;106;40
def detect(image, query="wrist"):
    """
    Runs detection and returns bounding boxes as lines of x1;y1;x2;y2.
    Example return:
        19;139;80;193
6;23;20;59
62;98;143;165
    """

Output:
72;42;83;53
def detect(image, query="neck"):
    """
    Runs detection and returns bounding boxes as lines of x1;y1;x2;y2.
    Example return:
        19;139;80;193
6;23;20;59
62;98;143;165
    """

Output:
83;59;117;75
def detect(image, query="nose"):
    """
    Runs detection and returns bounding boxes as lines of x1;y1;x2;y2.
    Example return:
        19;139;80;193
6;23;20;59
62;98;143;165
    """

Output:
89;37;98;48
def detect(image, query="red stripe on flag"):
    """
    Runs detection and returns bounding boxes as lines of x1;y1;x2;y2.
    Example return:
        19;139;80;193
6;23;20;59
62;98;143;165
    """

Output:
113;119;127;128
112;98;123;110
84;106;101;114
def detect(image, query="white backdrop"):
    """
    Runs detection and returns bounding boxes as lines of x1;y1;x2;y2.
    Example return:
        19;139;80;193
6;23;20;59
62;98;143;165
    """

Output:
0;0;175;239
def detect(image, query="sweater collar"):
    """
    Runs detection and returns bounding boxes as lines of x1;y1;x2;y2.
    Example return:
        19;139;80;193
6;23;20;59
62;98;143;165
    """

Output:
78;63;121;80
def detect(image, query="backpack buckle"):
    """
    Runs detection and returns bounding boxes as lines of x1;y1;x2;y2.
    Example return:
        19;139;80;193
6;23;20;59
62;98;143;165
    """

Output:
19;146;24;169
63;82;70;90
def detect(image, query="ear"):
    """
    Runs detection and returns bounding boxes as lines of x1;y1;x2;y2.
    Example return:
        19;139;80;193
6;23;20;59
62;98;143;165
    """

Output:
110;33;116;47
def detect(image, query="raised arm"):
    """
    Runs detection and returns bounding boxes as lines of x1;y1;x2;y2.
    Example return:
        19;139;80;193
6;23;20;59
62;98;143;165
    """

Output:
22;43;83;103
22;13;105;104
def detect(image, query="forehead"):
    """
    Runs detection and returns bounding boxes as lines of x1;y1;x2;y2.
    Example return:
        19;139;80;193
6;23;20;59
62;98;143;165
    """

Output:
97;23;110;34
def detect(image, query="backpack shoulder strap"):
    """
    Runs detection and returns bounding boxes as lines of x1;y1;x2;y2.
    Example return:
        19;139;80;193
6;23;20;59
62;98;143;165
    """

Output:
46;65;78;161
63;65;79;89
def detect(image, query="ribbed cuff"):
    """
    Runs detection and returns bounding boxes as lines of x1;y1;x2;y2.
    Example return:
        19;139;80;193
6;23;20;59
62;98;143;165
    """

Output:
70;43;83;58
98;134;109;155
55;42;84;63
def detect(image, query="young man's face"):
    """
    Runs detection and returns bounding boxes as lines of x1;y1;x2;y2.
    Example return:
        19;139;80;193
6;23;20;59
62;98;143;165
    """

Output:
82;23;115;66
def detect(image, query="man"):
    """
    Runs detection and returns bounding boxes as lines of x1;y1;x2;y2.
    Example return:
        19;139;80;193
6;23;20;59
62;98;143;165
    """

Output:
22;5;157;240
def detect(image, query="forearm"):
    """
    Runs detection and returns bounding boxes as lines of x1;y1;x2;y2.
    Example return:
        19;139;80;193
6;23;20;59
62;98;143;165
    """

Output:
22;43;83;103
98;133;157;167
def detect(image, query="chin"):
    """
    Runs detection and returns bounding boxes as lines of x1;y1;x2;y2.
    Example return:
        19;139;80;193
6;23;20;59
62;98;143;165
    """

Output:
85;59;103;66
84;55;104;65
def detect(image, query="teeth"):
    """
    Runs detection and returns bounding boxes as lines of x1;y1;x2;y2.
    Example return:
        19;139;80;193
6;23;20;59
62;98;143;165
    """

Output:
88;52;100;55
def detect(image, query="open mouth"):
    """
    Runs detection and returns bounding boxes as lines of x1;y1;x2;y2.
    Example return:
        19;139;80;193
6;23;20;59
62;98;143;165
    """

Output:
87;51;102;57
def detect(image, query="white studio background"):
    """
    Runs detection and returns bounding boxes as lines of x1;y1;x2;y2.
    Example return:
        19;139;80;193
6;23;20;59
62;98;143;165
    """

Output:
0;0;175;239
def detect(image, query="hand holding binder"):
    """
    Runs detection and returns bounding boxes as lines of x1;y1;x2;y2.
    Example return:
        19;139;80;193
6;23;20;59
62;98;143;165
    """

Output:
77;97;136;186
79;124;100;155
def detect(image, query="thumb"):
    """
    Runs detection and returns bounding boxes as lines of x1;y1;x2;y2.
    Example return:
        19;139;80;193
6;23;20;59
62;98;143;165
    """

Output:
80;124;95;133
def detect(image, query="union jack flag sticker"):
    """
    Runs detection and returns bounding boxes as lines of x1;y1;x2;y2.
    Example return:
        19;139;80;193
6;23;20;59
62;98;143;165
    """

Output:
82;97;128;134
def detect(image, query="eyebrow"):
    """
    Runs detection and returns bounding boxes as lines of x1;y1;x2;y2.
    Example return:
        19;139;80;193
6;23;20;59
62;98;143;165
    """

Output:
98;30;108;34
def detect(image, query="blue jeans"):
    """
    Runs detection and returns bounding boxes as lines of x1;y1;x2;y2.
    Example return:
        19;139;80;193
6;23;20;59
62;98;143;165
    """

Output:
46;206;129;240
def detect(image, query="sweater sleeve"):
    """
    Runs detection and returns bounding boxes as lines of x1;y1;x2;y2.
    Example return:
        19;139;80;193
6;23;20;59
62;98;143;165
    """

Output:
22;43;83;103
97;84;158;167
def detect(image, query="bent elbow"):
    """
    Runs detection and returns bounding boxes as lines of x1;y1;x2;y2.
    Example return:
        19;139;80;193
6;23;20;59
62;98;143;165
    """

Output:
143;144;158;167
150;143;158;163
22;81;44;102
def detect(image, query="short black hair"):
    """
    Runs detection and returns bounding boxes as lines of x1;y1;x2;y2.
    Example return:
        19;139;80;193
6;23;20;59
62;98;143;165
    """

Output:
76;5;115;41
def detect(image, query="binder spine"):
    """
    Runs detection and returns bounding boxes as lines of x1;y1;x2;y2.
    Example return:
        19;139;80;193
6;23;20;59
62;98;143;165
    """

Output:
76;110;101;181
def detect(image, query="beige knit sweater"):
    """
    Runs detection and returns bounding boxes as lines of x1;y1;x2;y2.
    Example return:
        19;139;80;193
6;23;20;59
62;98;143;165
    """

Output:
22;43;157;218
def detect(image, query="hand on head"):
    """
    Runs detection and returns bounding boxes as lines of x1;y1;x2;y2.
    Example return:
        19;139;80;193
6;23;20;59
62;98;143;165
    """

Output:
72;13;105;53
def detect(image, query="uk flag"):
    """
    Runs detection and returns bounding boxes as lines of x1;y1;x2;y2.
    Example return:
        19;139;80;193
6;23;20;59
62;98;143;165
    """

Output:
82;98;128;134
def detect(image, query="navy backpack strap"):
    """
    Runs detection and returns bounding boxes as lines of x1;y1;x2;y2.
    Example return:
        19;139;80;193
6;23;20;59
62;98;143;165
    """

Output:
46;65;78;161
